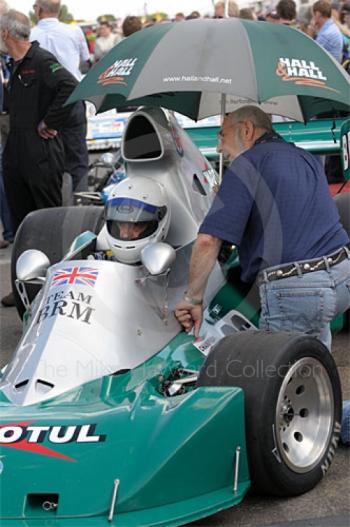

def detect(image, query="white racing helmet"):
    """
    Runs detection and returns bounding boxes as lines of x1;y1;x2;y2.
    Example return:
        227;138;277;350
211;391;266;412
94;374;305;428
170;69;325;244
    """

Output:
105;177;171;264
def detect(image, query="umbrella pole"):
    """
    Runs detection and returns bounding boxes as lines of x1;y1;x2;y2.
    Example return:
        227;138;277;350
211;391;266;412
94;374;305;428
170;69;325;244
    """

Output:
217;0;229;185
218;93;226;185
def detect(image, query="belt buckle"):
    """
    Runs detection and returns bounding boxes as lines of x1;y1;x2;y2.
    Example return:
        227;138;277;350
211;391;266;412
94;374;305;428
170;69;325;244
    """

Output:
302;262;312;273
267;267;289;282
275;269;285;279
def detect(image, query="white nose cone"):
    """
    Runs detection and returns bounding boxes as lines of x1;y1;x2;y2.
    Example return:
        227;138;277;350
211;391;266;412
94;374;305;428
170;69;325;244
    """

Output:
1;259;180;406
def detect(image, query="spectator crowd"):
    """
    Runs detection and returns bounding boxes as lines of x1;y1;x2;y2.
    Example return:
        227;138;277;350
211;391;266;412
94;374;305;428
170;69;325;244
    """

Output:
0;0;349;301
75;0;350;69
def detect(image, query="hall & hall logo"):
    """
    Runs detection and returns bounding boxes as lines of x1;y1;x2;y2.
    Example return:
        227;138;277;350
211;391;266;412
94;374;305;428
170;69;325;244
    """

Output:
98;58;138;86
276;58;339;92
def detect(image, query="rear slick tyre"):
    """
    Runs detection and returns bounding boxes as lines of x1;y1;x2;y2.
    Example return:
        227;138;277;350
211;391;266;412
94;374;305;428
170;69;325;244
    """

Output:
197;330;342;497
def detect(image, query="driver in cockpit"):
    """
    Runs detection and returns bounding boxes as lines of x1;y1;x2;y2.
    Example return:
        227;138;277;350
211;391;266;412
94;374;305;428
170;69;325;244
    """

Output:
95;176;171;263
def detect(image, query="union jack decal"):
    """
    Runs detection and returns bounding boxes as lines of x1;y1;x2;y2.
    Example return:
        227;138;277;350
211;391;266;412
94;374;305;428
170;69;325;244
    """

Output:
51;266;98;287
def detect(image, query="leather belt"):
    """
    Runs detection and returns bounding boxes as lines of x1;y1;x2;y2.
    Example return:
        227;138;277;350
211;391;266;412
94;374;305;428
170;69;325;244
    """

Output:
258;243;350;284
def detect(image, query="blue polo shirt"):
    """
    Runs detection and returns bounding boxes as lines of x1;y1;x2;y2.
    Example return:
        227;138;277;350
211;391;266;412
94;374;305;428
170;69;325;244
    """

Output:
315;19;343;62
199;133;349;283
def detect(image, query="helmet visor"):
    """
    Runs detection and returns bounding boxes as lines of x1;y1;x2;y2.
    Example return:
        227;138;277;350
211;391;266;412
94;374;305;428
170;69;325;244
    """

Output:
106;197;166;242
106;197;161;223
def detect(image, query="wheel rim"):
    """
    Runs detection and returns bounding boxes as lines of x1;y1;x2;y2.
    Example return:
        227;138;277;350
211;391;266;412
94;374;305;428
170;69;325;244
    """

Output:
275;357;334;473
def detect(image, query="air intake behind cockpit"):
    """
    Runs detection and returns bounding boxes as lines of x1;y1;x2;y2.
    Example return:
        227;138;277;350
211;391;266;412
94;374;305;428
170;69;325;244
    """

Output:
123;114;163;160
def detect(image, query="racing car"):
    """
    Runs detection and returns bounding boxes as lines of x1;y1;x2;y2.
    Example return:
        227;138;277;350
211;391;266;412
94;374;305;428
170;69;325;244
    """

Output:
0;107;348;527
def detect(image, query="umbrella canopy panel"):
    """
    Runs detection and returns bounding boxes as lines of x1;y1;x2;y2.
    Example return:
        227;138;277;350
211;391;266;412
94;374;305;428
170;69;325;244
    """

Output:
128;19;258;101
69;19;350;121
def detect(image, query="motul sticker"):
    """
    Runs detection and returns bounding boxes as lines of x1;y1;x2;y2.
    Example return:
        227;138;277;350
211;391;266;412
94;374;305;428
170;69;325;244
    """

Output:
98;58;137;86
0;422;106;462
276;58;338;92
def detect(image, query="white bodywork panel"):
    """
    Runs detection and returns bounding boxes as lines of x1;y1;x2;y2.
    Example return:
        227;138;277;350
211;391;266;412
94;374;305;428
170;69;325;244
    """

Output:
1;108;225;406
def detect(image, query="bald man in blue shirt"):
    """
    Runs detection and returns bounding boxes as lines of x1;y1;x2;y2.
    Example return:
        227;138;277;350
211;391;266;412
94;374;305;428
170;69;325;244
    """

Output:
175;105;350;444
175;106;350;351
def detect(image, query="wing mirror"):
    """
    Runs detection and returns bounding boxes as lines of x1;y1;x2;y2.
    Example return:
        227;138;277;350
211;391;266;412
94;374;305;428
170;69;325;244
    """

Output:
16;249;50;283
141;242;176;275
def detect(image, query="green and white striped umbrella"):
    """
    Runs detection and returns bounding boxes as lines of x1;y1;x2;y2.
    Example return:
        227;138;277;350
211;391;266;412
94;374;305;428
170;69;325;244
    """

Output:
68;18;350;121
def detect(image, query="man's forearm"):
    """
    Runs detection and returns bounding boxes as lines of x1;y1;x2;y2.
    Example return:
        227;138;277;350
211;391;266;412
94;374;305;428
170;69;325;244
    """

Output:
186;234;222;300
44;86;77;130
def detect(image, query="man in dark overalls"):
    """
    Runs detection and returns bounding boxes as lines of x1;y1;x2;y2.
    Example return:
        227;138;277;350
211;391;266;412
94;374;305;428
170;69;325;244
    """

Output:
0;9;77;305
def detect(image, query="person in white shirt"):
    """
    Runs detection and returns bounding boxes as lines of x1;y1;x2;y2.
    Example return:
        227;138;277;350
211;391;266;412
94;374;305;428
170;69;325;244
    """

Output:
94;21;121;62
31;0;90;191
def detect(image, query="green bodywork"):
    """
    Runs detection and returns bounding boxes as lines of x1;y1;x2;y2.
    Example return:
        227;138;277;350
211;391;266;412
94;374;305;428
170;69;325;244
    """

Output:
0;333;250;526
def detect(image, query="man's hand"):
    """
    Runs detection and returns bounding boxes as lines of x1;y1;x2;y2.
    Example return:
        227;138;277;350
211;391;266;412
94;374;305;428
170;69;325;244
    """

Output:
175;299;203;338
174;234;222;338
307;21;317;37
37;120;58;140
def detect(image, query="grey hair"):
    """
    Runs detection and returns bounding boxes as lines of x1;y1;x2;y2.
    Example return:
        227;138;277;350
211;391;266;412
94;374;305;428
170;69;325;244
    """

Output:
0;0;8;17
228;105;273;132
37;0;61;15
0;10;31;40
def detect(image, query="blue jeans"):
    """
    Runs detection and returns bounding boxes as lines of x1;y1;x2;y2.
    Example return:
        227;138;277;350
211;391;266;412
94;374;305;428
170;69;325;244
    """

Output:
259;256;350;350
259;254;350;446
